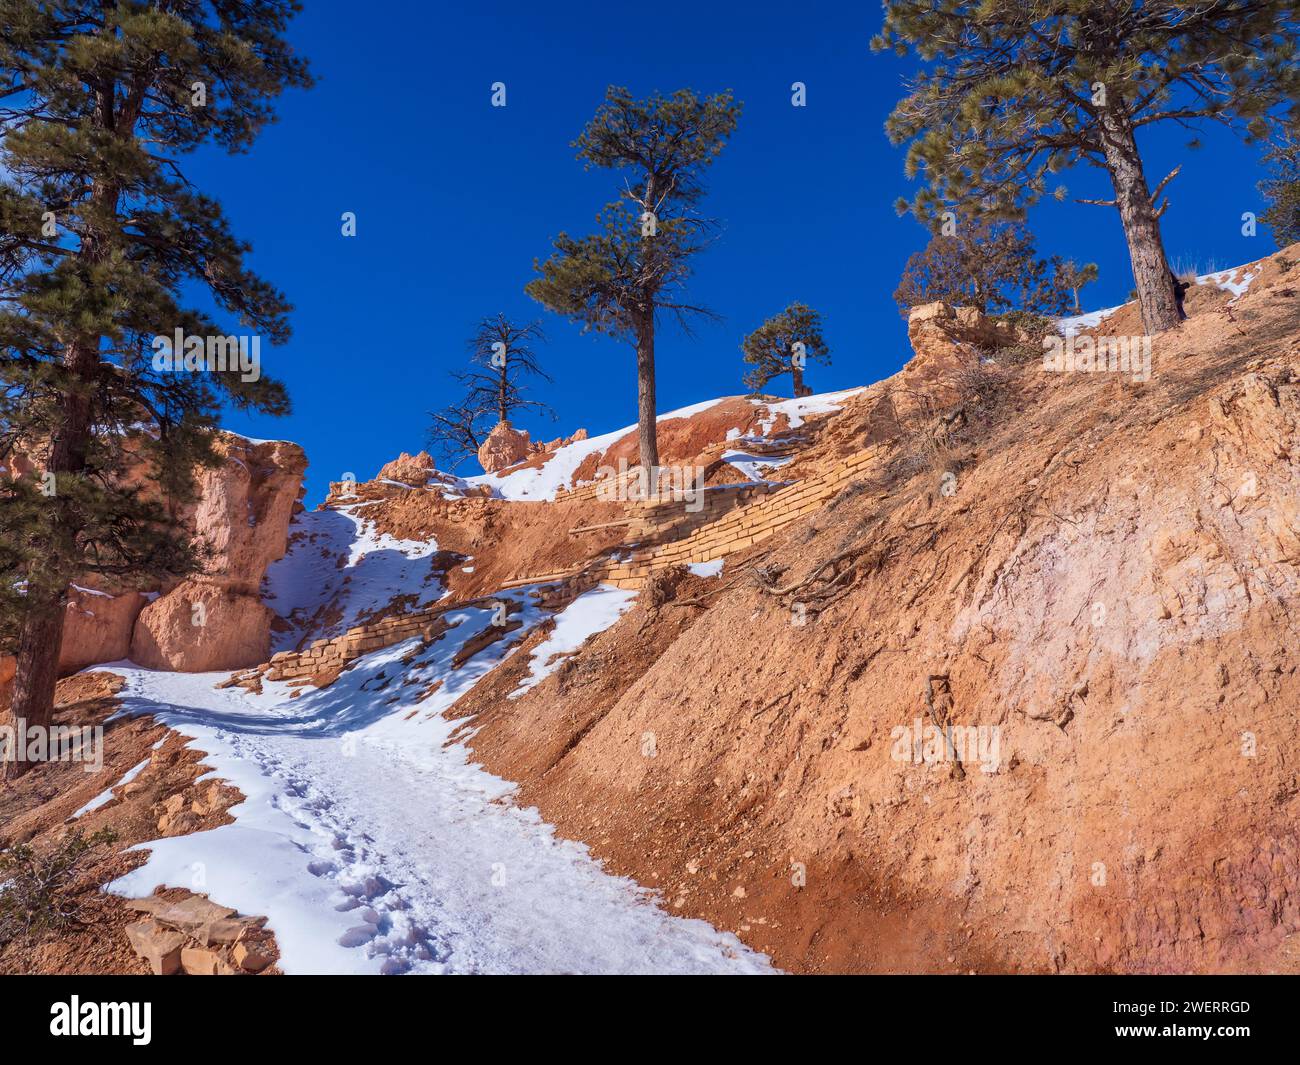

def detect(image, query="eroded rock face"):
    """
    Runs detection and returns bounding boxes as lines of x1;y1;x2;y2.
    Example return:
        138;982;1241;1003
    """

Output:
130;580;277;673
849;302;1033;444
453;250;1300;974
184;436;307;591
376;450;434;485
906;301;1026;364
534;428;588;454
7;433;306;679
126;436;306;671
478;421;532;472
60;586;150;674
898;303;1028;414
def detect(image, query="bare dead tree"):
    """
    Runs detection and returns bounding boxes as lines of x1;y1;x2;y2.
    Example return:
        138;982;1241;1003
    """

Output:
458;315;553;427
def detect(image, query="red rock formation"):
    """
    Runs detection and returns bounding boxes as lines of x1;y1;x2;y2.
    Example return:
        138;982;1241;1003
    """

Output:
0;655;13;716
60;586;150;674
477;421;532;472
130;581;279;673
128;435;307;671
2;432;307;688
534;428;589;453
376;450;434;485
450;248;1300;974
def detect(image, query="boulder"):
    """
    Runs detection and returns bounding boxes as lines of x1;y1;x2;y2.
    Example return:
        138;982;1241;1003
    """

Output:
478;421;532;473
31;432;308;677
59;585;149;675
232;940;276;973
180;946;224;976
130;580;275;672
124;919;186;976
376;450;434;485
123;892;272;975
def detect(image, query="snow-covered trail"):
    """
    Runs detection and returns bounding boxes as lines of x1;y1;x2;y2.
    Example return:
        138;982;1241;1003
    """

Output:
102;609;773;975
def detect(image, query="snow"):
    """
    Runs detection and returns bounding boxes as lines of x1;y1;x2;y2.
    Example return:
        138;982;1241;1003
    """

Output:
70;584;113;598
508;586;638;700
220;430;293;447
1057;305;1122;338
1054;258;1263;338
1198;265;1259;298
73;758;148;818
100;601;773;974
262;504;454;651
755;388;865;433
469;429;615;502
462;398;727;502
428;389;865;500
721;447;794;482
687;559;725;578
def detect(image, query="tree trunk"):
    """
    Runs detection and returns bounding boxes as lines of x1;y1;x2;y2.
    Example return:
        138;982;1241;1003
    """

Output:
4;607;66;781
498;362;508;424
636;168;662;478
3;338;96;781
791;362;805;397
1097;106;1179;334
5;59;125;780
634;315;659;475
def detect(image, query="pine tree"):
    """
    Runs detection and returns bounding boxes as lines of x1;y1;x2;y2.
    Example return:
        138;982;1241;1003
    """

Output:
893;215;1080;317
526;86;740;473
874;2;1300;334
0;2;311;778
1260;117;1300;248
741;302;829;397
1058;259;1100;313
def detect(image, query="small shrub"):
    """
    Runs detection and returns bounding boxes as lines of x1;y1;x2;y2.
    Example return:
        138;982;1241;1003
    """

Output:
0;827;118;943
990;312;1054;366
952;360;1005;417
990;309;1054;336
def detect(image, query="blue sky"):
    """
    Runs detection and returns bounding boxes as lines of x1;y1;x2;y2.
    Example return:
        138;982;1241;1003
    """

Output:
192;0;1283;503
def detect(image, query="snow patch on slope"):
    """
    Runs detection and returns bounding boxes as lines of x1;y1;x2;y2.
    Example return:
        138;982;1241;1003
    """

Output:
508;585;638;700
721;447;794;482
1198;265;1259;298
73;757;148;819
1058;305;1123;338
262;504;453;652
464;398;728;502
755;388;865;433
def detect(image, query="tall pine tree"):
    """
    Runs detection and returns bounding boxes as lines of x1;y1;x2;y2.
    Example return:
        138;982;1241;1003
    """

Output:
527;86;740;472
0;1;311;778
875;2;1300;334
